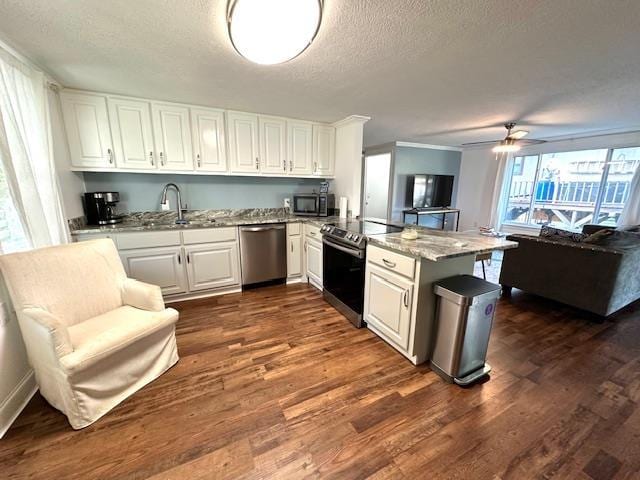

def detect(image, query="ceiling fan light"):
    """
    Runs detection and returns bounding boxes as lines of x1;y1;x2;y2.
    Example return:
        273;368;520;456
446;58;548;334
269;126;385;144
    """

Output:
228;0;322;65
493;139;521;153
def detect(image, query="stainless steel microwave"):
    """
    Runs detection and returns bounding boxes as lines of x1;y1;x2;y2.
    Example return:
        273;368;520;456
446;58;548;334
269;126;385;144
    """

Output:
292;194;335;216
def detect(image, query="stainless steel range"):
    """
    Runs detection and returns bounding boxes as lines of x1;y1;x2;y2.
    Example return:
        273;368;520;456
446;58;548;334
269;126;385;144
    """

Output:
321;220;402;327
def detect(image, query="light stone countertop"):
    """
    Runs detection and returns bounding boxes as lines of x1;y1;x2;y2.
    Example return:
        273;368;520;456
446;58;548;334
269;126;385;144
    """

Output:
71;210;518;261
367;230;518;262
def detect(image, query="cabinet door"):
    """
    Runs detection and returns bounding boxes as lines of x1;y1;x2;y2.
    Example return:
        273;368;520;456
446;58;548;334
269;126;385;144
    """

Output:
312;124;335;176
305;238;323;287
287;234;302;277
259;116;287;174
364;263;413;351
152;103;194;171
191;108;227;172
120;246;187;296
108;97;155;169
287;121;313;175
60;92;113;168
227;111;259;173
184;242;240;291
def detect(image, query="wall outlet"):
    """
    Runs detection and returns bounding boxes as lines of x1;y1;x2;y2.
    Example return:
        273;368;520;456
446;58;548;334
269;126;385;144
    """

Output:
283;198;291;211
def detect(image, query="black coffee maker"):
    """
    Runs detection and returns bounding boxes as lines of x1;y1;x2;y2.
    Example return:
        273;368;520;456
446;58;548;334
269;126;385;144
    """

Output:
84;192;123;225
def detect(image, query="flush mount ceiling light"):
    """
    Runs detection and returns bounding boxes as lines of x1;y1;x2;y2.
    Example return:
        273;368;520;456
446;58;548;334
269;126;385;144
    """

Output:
227;0;323;65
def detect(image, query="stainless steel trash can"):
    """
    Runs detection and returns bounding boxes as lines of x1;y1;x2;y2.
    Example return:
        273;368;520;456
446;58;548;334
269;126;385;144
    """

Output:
431;274;501;386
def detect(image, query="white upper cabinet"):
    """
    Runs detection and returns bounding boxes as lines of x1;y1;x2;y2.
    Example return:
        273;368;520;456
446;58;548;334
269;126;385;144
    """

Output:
287;121;313;175
259;116;287;174
227;111;259;173
152;103;193;171
312;124;336;177
190;107;227;172
108;97;155;170
60;92;113;168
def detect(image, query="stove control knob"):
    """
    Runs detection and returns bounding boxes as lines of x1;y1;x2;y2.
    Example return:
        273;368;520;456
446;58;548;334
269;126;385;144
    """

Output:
346;233;353;240
353;235;359;242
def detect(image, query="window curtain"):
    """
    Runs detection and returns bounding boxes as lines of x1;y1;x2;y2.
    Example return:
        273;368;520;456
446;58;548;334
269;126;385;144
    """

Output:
617;165;640;227
487;151;513;230
0;46;69;250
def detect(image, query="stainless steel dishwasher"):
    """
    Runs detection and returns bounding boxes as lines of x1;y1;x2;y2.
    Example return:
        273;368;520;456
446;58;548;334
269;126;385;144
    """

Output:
239;224;287;287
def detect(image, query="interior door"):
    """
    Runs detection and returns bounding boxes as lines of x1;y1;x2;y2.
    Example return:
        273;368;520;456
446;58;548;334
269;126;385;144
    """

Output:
227;111;259;173
287;121;313;175
312;125;335;176
152;103;193;171
120;246;187;296
191;107;227;172
259;116;287;174
60;92;113;168
364;263;412;350
184;242;240;291
363;152;392;222
108;98;155;169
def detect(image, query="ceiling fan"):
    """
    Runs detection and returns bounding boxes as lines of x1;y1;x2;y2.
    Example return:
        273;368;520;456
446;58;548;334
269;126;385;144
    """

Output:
462;122;546;152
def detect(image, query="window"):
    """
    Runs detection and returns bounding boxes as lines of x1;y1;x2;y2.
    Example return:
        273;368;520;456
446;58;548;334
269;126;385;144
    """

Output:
503;147;640;230
0;164;30;253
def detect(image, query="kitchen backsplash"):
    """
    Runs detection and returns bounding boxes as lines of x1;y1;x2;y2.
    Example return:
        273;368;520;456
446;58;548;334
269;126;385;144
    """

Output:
83;172;329;213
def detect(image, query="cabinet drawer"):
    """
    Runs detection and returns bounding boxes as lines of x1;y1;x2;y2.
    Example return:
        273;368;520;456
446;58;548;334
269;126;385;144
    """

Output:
305;223;321;240
182;227;237;245
367;244;416;279
73;234;118;248
287;222;301;236
117;231;181;250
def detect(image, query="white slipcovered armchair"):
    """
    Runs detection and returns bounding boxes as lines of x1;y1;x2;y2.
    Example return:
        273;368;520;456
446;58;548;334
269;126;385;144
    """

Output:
0;238;179;429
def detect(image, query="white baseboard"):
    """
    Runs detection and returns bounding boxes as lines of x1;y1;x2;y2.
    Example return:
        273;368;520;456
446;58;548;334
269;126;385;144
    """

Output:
0;370;37;439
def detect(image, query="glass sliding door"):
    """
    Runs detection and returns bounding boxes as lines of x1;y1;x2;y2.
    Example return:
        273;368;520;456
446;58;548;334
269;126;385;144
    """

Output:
594;147;640;226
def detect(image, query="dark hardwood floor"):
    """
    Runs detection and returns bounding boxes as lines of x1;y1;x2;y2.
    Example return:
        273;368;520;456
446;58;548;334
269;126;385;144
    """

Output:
2;284;639;479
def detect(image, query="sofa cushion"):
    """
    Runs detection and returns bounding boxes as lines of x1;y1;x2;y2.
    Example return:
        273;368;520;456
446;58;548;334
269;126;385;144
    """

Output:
583;229;640;250
67;305;178;349
539;225;587;243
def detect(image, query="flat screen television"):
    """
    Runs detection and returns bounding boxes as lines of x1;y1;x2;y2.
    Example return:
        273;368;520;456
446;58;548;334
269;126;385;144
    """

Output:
406;174;454;209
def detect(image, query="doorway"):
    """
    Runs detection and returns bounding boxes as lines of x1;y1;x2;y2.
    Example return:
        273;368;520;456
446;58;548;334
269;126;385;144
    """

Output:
362;152;391;222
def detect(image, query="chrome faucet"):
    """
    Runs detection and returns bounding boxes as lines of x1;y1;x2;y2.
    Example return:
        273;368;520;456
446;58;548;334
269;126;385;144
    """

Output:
160;183;188;224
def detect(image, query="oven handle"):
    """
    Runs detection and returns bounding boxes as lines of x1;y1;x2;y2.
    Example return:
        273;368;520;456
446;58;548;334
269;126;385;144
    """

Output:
322;237;365;259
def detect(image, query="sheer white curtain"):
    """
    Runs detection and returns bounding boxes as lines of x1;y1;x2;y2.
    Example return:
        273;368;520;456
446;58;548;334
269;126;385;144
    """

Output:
617;166;640;227
487;151;513;230
0;47;69;251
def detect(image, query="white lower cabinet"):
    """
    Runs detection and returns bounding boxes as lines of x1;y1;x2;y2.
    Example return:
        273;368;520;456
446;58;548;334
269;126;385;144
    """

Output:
305;237;323;289
286;223;303;278
120;246;187;296
184;242;240;291
364;263;413;351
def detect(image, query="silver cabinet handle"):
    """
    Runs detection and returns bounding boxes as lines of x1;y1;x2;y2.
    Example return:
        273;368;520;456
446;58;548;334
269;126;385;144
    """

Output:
382;258;396;268
160;152;164;166
309;231;316;236
313;161;318;173
197;154;201;168
289;160;293;171
291;241;294;253
255;157;259;170
403;290;409;308
283;159;287;172
304;241;307;252
150;151;154;166
177;253;181;264
186;253;190;264
107;148;113;164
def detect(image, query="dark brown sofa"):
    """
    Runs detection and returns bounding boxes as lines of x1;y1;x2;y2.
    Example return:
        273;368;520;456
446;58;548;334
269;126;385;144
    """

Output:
499;226;640;316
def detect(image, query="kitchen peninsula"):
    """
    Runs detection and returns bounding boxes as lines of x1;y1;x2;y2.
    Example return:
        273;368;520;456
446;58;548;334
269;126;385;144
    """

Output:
72;209;517;365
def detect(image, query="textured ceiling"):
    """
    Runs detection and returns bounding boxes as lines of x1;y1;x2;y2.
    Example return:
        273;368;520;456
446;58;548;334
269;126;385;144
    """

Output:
0;0;639;147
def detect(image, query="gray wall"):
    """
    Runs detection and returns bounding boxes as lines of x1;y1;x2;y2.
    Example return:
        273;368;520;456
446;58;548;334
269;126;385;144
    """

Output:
391;147;461;223
83;173;325;212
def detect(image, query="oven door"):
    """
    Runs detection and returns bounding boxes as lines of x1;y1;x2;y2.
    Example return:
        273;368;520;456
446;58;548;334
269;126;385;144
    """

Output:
293;195;319;216
322;237;366;326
